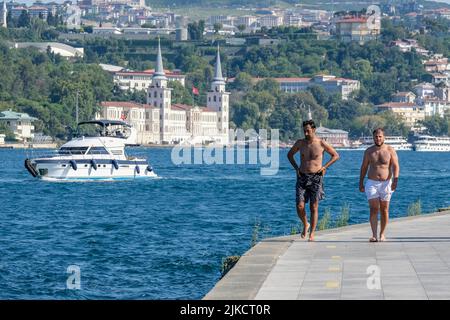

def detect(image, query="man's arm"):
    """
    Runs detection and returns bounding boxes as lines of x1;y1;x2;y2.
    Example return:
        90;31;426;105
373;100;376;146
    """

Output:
359;150;370;192
390;147;400;191
287;140;301;173
317;140;340;175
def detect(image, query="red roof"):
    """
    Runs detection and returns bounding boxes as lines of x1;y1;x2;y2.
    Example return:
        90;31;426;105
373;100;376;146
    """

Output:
274;76;357;83
200;107;216;112
117;70;185;77
28;6;48;10
100;101;154;109
274;77;311;82
172;104;216;112
377;102;417;108
393;91;415;96
144;69;184;76
171;104;192;111
336;17;368;23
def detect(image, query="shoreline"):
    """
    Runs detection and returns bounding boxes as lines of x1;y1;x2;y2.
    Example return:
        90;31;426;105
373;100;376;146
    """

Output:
204;208;450;300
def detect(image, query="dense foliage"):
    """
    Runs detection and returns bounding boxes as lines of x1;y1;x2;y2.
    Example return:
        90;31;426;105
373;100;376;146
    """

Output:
1;14;449;140
0;41;113;139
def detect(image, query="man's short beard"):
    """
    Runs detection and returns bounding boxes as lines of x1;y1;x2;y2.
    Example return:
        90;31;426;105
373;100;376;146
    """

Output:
375;141;384;146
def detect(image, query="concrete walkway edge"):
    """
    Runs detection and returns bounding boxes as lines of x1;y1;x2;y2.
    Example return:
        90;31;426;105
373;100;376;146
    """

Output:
203;210;450;300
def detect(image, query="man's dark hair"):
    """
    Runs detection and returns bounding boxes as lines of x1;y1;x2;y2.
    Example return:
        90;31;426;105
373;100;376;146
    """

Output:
302;120;316;129
372;127;384;135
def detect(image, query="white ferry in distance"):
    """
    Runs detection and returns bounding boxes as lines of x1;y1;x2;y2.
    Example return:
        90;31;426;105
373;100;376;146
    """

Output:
24;120;157;181
358;136;413;151
413;135;450;152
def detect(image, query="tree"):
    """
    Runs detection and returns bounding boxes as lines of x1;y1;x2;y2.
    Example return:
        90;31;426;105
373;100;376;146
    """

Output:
187;20;205;40
6;10;15;28
231;101;259;130
17;10;31;28
168;81;191;105
0;122;16;141
46;12;55;26
230;72;253;92
419;116;449;136
213;23;222;34
237;24;246;34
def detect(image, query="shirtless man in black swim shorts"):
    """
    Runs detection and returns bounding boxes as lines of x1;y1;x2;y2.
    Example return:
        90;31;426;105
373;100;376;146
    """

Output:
287;120;340;241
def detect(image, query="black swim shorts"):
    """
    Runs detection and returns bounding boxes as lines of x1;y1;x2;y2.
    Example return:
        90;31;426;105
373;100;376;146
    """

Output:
296;172;325;205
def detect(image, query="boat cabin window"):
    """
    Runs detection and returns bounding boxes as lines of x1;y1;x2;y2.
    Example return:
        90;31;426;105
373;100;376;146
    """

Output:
111;150;123;155
88;147;109;155
75;122;132;139
59;147;88;155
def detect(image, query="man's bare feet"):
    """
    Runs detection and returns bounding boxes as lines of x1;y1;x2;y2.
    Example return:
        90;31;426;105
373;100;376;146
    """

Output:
301;223;310;239
379;234;386;242
369;236;378;242
308;233;315;242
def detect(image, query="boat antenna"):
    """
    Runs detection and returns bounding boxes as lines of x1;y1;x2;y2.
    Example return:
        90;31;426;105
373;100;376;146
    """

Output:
76;90;79;124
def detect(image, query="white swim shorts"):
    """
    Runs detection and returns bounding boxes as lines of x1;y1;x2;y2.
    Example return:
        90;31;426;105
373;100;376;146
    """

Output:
365;179;393;202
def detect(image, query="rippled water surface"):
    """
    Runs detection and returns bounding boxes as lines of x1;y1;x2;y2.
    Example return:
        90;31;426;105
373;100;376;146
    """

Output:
0;148;449;299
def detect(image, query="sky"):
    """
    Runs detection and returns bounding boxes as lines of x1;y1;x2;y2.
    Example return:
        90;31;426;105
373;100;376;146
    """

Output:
13;0;450;8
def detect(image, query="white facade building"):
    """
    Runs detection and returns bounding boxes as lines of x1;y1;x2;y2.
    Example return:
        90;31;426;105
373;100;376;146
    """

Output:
0;110;37;142
413;83;436;99
99;42;229;145
274;74;360;100
114;69;186;91
235;15;257;28
422;99;450;117
258;15;283;28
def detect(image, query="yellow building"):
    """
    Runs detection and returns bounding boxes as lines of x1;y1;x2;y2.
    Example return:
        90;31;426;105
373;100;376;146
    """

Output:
335;16;380;44
376;102;425;129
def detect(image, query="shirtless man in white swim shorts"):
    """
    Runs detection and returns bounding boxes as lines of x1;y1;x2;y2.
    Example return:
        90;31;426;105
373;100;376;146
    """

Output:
359;128;400;242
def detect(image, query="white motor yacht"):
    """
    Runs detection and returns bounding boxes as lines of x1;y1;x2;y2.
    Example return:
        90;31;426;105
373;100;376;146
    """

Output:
357;136;413;151
413;135;450;152
25;120;157;181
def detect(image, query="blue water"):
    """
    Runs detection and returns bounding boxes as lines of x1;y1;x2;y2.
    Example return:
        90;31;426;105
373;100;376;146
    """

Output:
0;148;449;299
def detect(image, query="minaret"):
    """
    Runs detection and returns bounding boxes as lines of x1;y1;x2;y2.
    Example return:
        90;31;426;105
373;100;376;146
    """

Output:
147;38;172;143
207;45;229;143
307;106;312;120
2;1;7;28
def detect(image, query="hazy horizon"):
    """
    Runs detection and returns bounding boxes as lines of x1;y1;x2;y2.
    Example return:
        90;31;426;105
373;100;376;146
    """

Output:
13;0;450;8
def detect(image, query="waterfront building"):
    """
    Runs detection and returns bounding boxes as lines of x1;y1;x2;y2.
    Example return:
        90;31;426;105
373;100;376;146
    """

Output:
315;126;349;147
99;42;229;145
0;110;38;142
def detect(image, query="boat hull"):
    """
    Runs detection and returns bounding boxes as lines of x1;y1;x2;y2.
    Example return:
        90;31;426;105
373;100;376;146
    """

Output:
413;145;450;152
30;159;157;180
